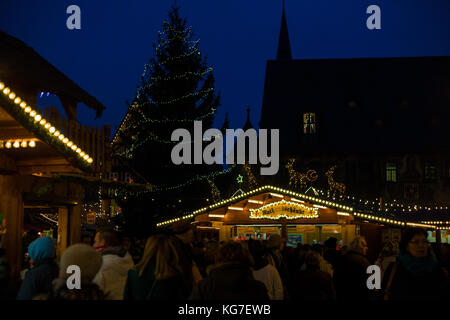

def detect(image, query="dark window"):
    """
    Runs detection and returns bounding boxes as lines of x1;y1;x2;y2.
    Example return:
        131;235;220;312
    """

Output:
303;113;316;134
386;162;397;182
424;162;437;181
404;183;419;200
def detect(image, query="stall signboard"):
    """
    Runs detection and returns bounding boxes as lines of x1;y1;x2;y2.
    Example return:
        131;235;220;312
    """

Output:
87;212;96;225
322;225;342;234
296;225;316;233
250;200;318;220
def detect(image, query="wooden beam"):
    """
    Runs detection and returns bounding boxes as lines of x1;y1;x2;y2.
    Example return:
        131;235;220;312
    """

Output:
0;150;16;172
56;207;68;259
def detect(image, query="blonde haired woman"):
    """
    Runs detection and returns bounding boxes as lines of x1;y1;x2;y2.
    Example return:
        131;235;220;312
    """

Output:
123;234;188;300
333;236;371;301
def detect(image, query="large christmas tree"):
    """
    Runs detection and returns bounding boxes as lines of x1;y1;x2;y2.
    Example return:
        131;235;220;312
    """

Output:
113;6;223;236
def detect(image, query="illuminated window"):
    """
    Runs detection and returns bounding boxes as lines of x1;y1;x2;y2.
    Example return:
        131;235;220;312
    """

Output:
303;113;316;134
425;162;437;181
386;162;397;182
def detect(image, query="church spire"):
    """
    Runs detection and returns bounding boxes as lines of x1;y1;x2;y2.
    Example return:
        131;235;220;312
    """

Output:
277;0;292;60
243;106;253;130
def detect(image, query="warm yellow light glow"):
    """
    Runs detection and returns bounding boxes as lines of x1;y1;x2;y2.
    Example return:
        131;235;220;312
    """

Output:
21;141;27;148
79;151;85;157
29;140;36;148
313;204;327;209
53;131;60;136
24;106;31;113
269;193;284;198
5;142;11;149
83;155;89;160
44;123;51;129
76;148;81;153
40;119;46;125
14;97;21;104
20;102;26;108
8;92;15;99
34;115;42;122
71;145;77;150
67;141;73;147
30;111;36;117
0;82;4;90
87;158;93;163
290;198;304;203
209;214;225;218
49;127;56;133
228;206;244;211
13;141;20;148
248;199;263;204
337;212;350;216
3;88;10;95
63;138;69;144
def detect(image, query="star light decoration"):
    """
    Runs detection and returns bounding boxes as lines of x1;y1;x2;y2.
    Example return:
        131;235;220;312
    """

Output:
237;174;243;184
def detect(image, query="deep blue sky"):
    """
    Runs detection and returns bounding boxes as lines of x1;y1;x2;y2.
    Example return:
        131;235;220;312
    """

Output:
1;0;450;135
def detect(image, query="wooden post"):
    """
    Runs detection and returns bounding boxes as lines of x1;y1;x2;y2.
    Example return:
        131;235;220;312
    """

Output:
0;174;23;285
69;205;82;245
281;217;287;239
56;207;69;259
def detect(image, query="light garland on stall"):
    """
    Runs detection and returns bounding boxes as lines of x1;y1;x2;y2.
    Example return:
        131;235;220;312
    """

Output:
0;81;94;165
249;199;318;220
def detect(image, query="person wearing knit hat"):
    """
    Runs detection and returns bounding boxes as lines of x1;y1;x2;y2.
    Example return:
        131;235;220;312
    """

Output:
51;244;106;300
17;236;58;300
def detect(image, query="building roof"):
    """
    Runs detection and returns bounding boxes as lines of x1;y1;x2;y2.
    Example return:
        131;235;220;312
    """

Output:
0;30;105;117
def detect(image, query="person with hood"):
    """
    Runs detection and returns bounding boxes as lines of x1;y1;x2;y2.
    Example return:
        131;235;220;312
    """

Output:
333;236;370;301
92;226;134;300
123;233;190;300
248;239;284;300
323;237;341;270
189;241;269;300
382;228;449;300
375;240;399;282
17;236;58;300
50;244;105;300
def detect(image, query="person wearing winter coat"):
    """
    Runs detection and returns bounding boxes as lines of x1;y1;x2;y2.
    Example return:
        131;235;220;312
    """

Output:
333;236;371;301
248;239;284;300
375;240;399;282
92;227;134;300
292;251;336;300
382;228;449;300
189;241;269;300
17;236;58;300
50;244;106;300
123;233;190;300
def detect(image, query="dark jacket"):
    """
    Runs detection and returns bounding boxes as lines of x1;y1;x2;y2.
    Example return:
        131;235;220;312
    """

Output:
333;250;370;301
170;236;194;294
323;249;341;270
123;261;190;300
291;267;336;301
382;258;449;300
17;258;58;300
189;262;269;300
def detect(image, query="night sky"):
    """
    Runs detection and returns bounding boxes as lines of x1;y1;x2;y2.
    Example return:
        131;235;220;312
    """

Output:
1;0;450;135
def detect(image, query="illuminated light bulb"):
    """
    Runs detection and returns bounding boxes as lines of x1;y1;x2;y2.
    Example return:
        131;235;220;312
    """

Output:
34;115;42;122
29;140;36;148
53;131;60;136
21;141;27;148
79;151;85;157
8;92;16;100
87;158;93;163
5;142;12;149
63;138;68;144
58;134;64;140
67;141;73;147
20;101;26;108
30;111;36;117
76;148;81;153
40;119;46;125
24;106;31;113
13;141;20;148
44;123;51;129
83;155;89;160
49;127;55;133
3;88;10;95
71;145;77;150
0;82;4;90
14;97;21;104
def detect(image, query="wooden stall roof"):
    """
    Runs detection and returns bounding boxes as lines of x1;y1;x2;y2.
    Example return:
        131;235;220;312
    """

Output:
0;30;105;117
157;185;443;230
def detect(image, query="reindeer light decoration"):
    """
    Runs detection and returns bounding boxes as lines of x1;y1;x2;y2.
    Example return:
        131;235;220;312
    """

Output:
325;165;346;195
285;159;318;190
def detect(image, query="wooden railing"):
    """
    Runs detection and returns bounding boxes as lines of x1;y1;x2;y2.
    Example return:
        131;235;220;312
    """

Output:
43;106;111;175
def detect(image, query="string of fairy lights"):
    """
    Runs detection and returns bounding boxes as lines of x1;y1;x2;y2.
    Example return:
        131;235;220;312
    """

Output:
0;81;94;169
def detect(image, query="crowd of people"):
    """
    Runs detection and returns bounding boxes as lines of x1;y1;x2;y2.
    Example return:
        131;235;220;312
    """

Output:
0;222;449;300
